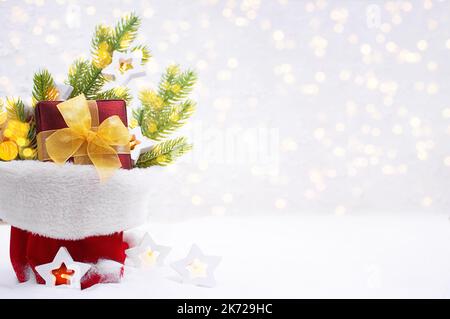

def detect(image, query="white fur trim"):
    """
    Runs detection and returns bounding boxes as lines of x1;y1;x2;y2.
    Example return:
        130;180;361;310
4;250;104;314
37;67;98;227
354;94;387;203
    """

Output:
86;259;124;284
0;161;166;240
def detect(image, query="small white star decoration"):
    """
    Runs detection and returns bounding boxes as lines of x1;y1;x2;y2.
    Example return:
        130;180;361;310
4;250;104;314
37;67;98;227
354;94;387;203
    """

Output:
171;244;221;288
102;50;146;87
35;247;91;289
125;232;171;268
128;126;153;164
55;84;73;100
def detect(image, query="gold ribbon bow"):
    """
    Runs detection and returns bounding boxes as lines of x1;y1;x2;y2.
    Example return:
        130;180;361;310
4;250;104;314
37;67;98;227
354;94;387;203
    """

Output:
45;94;130;180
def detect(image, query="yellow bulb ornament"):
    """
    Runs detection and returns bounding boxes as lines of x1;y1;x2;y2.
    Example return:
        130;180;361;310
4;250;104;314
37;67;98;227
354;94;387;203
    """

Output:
0;119;32;161
3;120;30;144
0;141;19;161
20;147;35;160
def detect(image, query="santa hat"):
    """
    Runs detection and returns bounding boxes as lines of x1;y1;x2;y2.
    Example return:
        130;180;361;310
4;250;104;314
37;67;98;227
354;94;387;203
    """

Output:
0;160;165;289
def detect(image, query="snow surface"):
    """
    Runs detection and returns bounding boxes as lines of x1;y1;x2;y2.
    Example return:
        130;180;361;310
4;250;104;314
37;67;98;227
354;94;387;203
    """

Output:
1;215;450;299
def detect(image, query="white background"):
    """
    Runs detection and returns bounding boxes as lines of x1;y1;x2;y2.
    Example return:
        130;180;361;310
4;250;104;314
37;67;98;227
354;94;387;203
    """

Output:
1;0;450;299
1;0;450;218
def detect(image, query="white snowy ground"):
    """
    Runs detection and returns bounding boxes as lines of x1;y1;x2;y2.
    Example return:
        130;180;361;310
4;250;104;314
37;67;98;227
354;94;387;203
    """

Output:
0;214;450;299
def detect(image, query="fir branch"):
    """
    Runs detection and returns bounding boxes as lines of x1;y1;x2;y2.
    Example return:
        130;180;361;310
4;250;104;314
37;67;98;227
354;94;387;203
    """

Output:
32;69;57;106
138;66;197;141
27;120;36;147
135;137;192;168
159;67;197;104
23;119;37;160
91;25;113;69
69;14;141;97
91;24;113;55
109;13;140;52
131;44;151;64
67;59;89;96
173;69;197;101
142;99;196;140
5;97;26;122
80;67;105;99
95;87;132;104
133;107;145;126
67;59;106;98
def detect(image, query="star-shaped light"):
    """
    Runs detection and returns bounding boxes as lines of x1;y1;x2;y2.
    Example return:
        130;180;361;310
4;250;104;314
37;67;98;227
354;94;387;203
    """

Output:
171;244;221;288
35;247;91;289
186;258;208;278
125;233;171;268
51;263;75;286
102;50;146;86
128;126;153;164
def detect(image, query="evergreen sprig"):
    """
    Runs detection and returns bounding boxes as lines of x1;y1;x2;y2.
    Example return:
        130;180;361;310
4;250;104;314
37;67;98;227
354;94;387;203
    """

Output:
95;87;132;104
91;24;113;56
136;65;197;141
67;59;105;99
110;13;141;52
68;13;143;99
5;98;26;122
135;136;192;168
32;69;57;106
25;121;37;160
0;14;195;168
131;44;151;64
159;66;197;103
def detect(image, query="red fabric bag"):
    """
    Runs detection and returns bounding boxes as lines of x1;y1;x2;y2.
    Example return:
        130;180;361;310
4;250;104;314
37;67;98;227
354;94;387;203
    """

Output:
10;227;128;289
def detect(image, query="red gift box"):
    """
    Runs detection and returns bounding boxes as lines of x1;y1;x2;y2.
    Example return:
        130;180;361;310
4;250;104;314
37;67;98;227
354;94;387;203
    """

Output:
35;99;132;168
10;99;132;289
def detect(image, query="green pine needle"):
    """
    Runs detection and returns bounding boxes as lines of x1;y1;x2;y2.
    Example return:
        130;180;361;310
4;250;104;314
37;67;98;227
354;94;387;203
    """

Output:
32;69;57;106
25;120;37;160
110;13;140;52
138;65;197;141
5;97;26;122
135;137;192;168
133;107;145;126
69;13;142;99
131;44;151;64
95;87;132;104
158;66;197;103
66;59;106;99
142;100;196;141
91;24;113;55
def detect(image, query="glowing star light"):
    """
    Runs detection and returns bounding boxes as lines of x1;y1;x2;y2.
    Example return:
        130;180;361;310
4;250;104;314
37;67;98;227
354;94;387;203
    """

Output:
125;233;171;268
129;126;153;163
102;50;146;86
35;247;91;289
171;244;221;288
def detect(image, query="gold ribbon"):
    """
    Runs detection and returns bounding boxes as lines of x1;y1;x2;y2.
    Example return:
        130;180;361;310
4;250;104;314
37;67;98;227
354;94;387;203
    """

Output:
37;94;130;180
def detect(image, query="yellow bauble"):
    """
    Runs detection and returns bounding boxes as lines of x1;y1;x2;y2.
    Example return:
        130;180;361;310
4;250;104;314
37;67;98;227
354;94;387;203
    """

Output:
3;120;30;145
0;141;19;161
20;147;35;160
